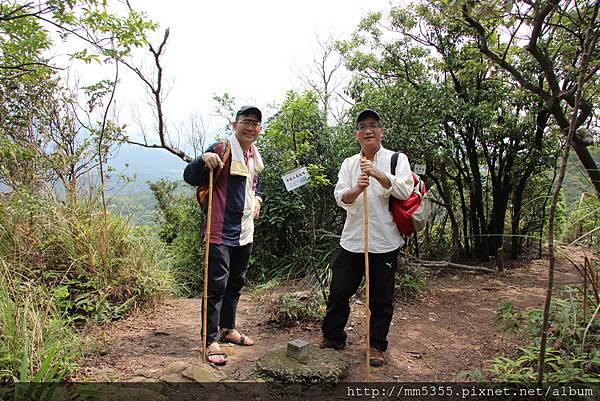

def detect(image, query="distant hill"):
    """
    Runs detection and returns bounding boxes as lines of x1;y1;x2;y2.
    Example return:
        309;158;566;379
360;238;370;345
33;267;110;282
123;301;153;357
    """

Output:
106;143;192;225
107;143;188;193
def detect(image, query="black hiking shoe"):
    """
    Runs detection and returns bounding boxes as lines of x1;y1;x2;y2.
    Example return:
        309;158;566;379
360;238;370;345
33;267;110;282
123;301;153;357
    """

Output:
319;338;346;350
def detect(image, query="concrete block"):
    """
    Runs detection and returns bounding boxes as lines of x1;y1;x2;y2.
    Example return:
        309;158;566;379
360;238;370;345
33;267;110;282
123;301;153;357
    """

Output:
287;339;310;361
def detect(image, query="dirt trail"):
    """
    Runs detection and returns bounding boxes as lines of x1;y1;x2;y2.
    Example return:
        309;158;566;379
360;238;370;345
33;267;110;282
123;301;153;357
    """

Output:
78;254;584;382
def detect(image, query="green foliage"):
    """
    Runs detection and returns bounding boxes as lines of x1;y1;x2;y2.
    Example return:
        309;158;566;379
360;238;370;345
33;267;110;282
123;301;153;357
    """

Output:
0;3;51;68
454;368;487;382
1;1;157;66
0;260;79;385
252;90;351;282
395;265;428;299
0;189;174;380
337;3;566;261
490;347;600;383
490;288;600;382
108;189;158;226
0;1;157;196
268;290;325;328
0;190;174;322
553;190;567;240
562;193;600;247
0;0;175;386
149;179;203;297
493;299;524;333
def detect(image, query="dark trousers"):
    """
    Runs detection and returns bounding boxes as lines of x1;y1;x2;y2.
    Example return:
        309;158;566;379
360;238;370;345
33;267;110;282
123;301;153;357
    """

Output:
203;243;252;345
322;246;399;351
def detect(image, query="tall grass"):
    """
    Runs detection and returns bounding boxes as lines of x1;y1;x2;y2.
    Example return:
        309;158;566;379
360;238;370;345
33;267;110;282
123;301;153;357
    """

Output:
0;189;175;380
0;260;78;383
490;287;600;382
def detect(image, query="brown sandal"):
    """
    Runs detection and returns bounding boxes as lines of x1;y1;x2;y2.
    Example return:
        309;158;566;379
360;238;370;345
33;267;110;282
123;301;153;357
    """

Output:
207;350;228;366
219;328;254;346
206;341;228;366
206;343;228;366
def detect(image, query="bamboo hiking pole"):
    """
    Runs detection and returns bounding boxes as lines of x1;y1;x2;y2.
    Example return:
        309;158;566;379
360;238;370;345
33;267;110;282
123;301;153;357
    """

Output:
202;169;214;364
364;187;370;382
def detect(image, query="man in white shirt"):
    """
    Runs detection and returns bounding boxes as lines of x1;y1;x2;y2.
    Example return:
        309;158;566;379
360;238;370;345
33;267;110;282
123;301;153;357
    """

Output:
321;109;413;367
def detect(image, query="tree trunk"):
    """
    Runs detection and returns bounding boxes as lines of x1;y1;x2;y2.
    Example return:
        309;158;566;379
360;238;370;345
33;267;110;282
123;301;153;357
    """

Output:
433;166;464;258
487;186;511;259
465;130;489;260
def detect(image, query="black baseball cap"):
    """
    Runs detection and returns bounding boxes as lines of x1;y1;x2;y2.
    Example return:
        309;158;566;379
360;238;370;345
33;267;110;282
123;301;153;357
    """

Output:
236;106;262;122
356;109;381;124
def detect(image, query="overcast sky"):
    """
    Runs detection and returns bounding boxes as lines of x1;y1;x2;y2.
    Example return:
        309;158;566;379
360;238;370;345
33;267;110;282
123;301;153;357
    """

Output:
107;0;397;136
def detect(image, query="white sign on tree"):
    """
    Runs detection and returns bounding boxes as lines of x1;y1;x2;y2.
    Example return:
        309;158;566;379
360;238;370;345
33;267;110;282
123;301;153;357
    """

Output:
414;164;426;175
282;167;310;191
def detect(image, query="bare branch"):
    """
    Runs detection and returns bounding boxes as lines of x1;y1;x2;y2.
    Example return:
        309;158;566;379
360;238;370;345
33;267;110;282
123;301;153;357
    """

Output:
116;27;192;162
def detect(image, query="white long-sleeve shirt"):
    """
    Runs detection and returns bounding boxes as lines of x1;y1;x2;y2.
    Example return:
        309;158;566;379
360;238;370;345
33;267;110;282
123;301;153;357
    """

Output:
335;146;413;253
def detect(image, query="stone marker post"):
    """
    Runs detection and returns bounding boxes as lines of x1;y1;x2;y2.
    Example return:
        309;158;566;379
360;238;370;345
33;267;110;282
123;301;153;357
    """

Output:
287;339;310;362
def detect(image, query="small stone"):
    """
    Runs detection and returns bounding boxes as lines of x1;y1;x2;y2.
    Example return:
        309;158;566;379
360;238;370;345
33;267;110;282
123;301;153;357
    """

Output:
287;339;310;361
164;361;187;374
182;365;224;382
134;344;147;353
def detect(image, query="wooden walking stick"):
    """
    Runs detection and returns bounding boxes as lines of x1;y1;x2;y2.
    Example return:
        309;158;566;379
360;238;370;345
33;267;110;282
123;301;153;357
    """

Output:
202;169;214;363
363;186;370;382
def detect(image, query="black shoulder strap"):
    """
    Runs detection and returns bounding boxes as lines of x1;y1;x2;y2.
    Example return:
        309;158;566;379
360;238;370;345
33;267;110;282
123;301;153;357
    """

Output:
391;151;399;175
212;140;231;182
216;140;227;157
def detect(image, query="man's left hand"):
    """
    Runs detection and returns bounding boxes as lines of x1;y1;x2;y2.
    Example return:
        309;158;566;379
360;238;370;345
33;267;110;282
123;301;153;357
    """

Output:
253;200;261;219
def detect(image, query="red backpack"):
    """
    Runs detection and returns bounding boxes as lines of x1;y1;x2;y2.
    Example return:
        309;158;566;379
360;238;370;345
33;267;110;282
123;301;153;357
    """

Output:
389;152;432;236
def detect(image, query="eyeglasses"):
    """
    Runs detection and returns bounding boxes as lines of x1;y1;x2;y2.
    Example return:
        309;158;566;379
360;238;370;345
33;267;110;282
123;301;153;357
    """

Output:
237;119;261;128
356;123;382;131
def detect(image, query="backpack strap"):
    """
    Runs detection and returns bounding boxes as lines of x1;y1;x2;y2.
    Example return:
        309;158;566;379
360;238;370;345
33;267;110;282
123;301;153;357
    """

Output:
389;151;408;242
391;151;399;175
213;140;231;181
391;152;423;198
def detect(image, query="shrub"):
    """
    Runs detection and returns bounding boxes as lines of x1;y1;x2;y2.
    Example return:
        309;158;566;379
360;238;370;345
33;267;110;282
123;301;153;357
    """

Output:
490;287;599;382
268;290;325;328
0;260;79;384
562;194;600;247
149;180;203;297
0;189;174;380
395;264;428;300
